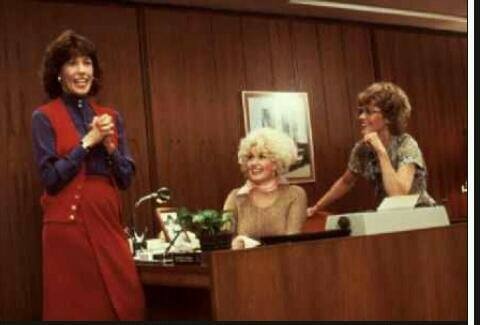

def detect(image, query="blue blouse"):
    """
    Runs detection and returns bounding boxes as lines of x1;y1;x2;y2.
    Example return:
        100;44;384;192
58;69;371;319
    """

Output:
31;94;135;194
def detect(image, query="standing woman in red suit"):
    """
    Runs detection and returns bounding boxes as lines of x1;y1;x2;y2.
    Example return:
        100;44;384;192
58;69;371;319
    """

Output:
31;30;145;320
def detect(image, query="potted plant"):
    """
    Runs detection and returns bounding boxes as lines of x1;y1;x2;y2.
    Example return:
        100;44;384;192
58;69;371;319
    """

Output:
177;207;234;251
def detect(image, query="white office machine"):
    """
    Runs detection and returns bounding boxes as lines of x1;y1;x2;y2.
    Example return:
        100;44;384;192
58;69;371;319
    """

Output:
325;194;450;236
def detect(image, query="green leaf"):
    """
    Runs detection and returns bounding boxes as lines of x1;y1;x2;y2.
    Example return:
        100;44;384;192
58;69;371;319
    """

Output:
176;208;234;236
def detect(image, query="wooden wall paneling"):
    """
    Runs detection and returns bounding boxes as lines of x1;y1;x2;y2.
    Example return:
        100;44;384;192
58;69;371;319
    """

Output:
289;19;332;202
209;13;248;202
268;17;297;90
0;1;13;318
426;34;467;219
418;34;451;213
341;25;376;133
447;36;467;219
447;37;468;171
0;1;51;319
425;34;464;213
422;34;457;213
146;8;199;210
0;0;149;319
240;16;274;90
178;10;219;209
146;8;228;210
394;31;449;206
144;8;188;211
316;23;355;149
267;16;326;201
445;37;467;218
315;23;368;212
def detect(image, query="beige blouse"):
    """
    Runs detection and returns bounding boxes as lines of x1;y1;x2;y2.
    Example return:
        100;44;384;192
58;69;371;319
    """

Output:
223;185;307;238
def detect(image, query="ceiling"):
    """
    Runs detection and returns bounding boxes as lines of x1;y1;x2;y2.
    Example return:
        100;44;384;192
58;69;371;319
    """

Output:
125;0;467;33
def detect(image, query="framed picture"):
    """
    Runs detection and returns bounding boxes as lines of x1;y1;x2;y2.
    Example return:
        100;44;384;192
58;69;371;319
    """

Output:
155;207;181;242
241;91;315;183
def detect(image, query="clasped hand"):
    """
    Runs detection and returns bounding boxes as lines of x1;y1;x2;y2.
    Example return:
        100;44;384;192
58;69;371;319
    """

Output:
82;114;116;153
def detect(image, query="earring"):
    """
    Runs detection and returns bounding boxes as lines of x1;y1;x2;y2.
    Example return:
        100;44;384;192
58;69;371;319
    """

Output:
57;76;61;82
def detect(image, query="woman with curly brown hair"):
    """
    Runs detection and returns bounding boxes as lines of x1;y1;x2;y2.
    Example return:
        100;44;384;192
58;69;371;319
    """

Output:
308;81;435;216
31;30;145;320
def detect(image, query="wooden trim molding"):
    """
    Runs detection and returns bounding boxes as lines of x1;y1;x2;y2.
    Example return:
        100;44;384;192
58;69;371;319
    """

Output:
124;0;467;33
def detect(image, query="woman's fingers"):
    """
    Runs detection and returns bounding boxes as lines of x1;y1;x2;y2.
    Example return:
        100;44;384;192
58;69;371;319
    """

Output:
85;115;115;145
97;113;113;124
92;114;113;129
98;122;114;132
231;236;245;250
306;206;316;217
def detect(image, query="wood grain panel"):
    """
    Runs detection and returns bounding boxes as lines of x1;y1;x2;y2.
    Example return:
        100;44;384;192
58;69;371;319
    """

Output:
268;17;297;90
146;8;209;209
136;225;466;320
316;23;355;150
209;224;466;320
310;22;378;211
176;11;219;208
315;22;356;211
0;0;149;319
209;13;248;200
143;8;188;211
146;8;245;210
289;19;331;199
241;16;274;90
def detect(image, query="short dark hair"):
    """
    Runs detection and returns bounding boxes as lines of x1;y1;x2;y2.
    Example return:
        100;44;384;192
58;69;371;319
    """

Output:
357;82;412;135
40;30;102;99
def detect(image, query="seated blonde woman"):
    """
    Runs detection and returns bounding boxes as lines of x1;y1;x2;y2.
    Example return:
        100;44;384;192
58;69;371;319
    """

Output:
223;128;307;249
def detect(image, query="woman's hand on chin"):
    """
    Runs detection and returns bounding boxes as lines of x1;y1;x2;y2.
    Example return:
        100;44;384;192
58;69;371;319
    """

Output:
363;132;387;155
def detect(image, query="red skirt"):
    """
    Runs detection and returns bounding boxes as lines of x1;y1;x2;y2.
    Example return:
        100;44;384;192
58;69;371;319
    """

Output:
42;176;145;320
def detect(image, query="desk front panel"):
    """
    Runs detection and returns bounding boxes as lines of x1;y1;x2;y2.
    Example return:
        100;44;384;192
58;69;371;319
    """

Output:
209;224;467;320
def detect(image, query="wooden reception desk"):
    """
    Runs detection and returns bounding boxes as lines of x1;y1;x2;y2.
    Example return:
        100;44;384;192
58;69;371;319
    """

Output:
137;223;467;320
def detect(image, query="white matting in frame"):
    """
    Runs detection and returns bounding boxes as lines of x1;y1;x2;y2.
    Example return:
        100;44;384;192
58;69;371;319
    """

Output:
241;91;316;184
155;208;181;242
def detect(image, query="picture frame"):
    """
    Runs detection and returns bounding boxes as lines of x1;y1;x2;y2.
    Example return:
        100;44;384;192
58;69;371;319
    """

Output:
241;91;316;183
155;207;181;242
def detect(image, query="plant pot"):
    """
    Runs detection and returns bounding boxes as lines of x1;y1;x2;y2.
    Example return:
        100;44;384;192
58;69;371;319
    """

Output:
199;232;233;251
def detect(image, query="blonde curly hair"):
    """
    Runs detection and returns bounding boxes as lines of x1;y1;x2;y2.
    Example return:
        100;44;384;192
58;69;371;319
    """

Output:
357;81;412;135
238;128;298;175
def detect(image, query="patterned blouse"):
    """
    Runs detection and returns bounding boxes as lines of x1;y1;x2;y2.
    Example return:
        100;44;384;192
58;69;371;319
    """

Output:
348;133;435;206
